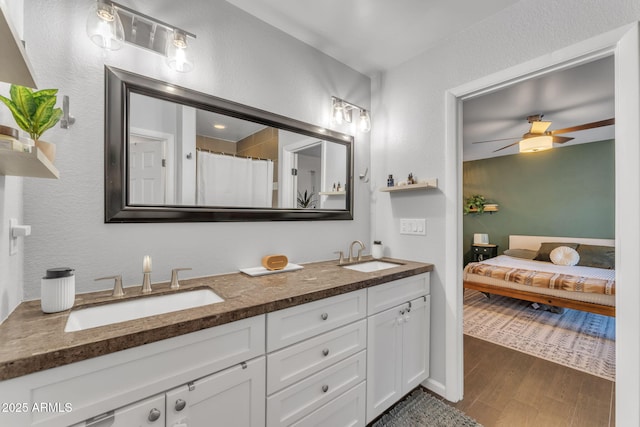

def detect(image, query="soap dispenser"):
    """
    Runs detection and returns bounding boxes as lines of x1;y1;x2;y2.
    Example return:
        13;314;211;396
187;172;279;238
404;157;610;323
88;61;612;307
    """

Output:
41;268;75;313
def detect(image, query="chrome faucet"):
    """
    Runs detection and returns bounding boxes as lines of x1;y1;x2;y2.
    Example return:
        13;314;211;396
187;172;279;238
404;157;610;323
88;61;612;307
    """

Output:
349;240;366;263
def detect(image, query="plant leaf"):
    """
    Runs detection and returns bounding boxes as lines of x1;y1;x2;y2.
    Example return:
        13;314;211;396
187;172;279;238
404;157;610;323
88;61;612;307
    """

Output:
10;85;36;119
0;93;31;132
36;107;62;139
33;89;58;99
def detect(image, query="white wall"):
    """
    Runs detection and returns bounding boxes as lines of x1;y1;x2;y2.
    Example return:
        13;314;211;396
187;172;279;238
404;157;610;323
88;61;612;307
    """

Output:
372;0;640;400
19;0;370;299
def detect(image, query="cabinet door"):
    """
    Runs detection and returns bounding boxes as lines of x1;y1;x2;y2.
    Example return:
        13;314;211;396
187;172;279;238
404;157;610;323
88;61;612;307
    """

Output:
69;394;165;426
366;306;403;423
402;296;430;392
165;357;266;427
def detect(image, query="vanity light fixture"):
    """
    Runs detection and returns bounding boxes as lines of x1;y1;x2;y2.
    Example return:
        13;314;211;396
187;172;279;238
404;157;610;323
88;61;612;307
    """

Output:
331;96;371;133
86;0;196;72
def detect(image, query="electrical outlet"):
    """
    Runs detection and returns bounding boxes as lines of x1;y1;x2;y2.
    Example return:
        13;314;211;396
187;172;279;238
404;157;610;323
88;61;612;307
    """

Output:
400;218;426;235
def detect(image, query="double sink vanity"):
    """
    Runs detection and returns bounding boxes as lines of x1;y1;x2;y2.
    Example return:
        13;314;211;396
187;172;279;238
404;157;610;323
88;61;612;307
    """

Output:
0;257;432;427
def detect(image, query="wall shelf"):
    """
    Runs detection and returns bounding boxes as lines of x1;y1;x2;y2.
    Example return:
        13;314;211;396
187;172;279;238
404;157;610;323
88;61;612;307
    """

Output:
0;4;38;88
0;148;59;179
319;191;346;196
379;178;437;193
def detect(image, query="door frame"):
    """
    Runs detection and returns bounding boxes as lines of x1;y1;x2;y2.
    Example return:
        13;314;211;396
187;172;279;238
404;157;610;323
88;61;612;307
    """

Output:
443;23;639;424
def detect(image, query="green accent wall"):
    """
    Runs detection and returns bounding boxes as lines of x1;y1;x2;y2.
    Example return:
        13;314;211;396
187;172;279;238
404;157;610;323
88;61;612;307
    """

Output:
463;140;614;263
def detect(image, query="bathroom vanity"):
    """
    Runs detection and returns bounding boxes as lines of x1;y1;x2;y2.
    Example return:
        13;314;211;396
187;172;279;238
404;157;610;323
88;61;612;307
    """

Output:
0;258;432;426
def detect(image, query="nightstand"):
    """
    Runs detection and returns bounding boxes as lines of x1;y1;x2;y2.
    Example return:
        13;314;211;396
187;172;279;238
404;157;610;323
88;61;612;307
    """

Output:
472;244;498;262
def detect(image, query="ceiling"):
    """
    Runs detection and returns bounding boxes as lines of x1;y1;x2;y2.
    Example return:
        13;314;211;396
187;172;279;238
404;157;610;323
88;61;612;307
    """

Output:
463;56;615;161
223;1;615;161
225;0;520;76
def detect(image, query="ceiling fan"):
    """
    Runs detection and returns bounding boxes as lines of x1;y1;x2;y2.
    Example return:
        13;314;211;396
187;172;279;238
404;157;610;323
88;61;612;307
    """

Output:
472;114;615;153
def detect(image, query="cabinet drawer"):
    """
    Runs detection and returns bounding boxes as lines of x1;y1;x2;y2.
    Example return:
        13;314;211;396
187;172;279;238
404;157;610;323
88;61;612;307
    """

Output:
290;381;366;427
267;319;366;394
367;273;429;315
267;351;366;427
267;289;366;352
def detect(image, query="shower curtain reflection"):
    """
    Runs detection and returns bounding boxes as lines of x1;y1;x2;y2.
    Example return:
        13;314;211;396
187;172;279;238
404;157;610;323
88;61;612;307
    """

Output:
197;151;274;207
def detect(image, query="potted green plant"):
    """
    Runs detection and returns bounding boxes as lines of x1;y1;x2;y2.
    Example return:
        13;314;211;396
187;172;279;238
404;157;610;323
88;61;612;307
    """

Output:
297;190;316;208
464;194;486;214
0;84;62;162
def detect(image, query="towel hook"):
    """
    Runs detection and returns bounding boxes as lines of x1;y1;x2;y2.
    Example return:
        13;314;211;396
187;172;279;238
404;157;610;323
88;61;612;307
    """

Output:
60;95;76;129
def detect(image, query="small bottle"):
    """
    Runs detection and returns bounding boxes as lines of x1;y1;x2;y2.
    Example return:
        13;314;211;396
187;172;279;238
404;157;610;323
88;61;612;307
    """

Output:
372;241;384;259
41;268;75;313
337;182;341;191
408;173;414;185
332;183;336;191
387;174;394;187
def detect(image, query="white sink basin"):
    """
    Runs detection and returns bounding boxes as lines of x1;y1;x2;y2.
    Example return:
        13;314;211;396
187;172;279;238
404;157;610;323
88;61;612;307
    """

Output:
65;288;224;332
341;261;403;273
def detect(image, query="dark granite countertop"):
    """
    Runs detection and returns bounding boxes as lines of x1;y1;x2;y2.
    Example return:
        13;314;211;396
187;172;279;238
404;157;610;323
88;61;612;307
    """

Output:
0;257;432;381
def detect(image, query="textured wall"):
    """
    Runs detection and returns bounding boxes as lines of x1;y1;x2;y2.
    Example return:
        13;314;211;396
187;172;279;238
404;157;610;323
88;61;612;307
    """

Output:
462;139;615;263
20;0;371;299
371;0;640;396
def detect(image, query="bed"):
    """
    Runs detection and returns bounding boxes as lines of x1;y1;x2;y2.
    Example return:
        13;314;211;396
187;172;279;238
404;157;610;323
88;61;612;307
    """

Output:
463;235;616;317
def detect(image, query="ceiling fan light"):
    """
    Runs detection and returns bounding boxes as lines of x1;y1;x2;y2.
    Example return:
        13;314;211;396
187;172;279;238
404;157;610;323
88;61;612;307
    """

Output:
519;135;553;153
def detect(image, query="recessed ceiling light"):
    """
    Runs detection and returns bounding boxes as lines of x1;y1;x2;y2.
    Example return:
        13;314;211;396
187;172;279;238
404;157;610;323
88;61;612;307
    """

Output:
214;124;226;129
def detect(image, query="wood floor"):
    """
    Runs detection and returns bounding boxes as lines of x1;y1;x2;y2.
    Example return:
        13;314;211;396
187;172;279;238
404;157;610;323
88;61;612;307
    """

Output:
444;335;615;427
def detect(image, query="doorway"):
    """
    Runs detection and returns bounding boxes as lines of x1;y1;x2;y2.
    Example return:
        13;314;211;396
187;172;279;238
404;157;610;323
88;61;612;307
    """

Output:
443;23;640;423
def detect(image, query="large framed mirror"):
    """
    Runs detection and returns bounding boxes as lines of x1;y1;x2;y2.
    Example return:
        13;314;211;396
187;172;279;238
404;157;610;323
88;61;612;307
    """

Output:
105;66;354;222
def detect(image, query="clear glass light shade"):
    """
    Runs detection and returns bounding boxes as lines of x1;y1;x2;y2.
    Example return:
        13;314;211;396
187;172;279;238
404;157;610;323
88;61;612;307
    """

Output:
86;1;124;50
359;109;371;132
332;101;345;125
166;31;194;73
519;135;553;153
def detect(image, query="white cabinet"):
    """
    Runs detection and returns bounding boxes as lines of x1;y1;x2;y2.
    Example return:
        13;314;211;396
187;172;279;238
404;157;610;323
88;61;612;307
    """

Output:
266;289;367;427
166;357;265;427
366;274;430;423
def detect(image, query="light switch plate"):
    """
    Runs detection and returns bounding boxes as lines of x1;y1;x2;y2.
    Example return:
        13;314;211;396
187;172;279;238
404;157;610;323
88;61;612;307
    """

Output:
400;218;426;235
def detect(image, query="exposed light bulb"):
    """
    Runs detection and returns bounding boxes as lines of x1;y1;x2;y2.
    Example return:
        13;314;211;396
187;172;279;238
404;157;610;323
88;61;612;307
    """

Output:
86;1;124;50
359;109;371;133
333;101;345;125
166;31;194;72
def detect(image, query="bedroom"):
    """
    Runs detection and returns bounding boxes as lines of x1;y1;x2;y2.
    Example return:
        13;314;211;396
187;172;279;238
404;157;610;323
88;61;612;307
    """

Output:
459;55;616;423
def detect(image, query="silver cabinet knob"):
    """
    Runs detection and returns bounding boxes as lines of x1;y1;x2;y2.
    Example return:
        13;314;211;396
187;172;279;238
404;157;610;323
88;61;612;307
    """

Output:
322;348;330;357
148;408;161;422
322;384;329;393
175;399;186;412
321;312;328;320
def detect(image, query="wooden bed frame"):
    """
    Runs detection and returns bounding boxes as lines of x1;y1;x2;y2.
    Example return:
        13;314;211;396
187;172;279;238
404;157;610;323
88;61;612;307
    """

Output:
464;235;616;317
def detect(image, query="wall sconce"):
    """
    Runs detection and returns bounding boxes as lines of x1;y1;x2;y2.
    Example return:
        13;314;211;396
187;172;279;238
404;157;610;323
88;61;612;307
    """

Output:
331;96;371;132
86;0;196;72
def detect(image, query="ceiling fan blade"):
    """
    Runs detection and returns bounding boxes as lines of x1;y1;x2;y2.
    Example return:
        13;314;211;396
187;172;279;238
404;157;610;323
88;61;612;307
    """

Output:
551;136;574;144
492;140;521;152
530;120;552;134
550;118;615;135
471;136;520;144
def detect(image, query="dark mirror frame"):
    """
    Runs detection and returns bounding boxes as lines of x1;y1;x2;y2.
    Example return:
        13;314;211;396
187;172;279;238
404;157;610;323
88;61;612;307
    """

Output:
104;66;354;223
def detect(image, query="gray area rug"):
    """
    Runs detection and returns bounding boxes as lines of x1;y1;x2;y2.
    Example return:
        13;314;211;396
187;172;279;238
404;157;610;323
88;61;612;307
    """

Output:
373;388;482;427
464;290;615;381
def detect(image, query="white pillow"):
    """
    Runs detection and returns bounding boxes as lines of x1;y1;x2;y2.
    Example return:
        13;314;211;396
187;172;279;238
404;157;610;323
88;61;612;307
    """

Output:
549;246;580;266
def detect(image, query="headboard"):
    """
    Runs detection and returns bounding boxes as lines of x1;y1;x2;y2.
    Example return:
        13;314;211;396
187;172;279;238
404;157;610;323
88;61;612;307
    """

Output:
509;235;615;251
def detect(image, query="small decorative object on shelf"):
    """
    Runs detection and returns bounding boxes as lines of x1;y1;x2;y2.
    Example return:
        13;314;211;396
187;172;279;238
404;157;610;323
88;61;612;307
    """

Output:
407;172;415;185
387;174;394;187
379;178;438;192
372;240;384;259
463;195;499;214
0;84;63;163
